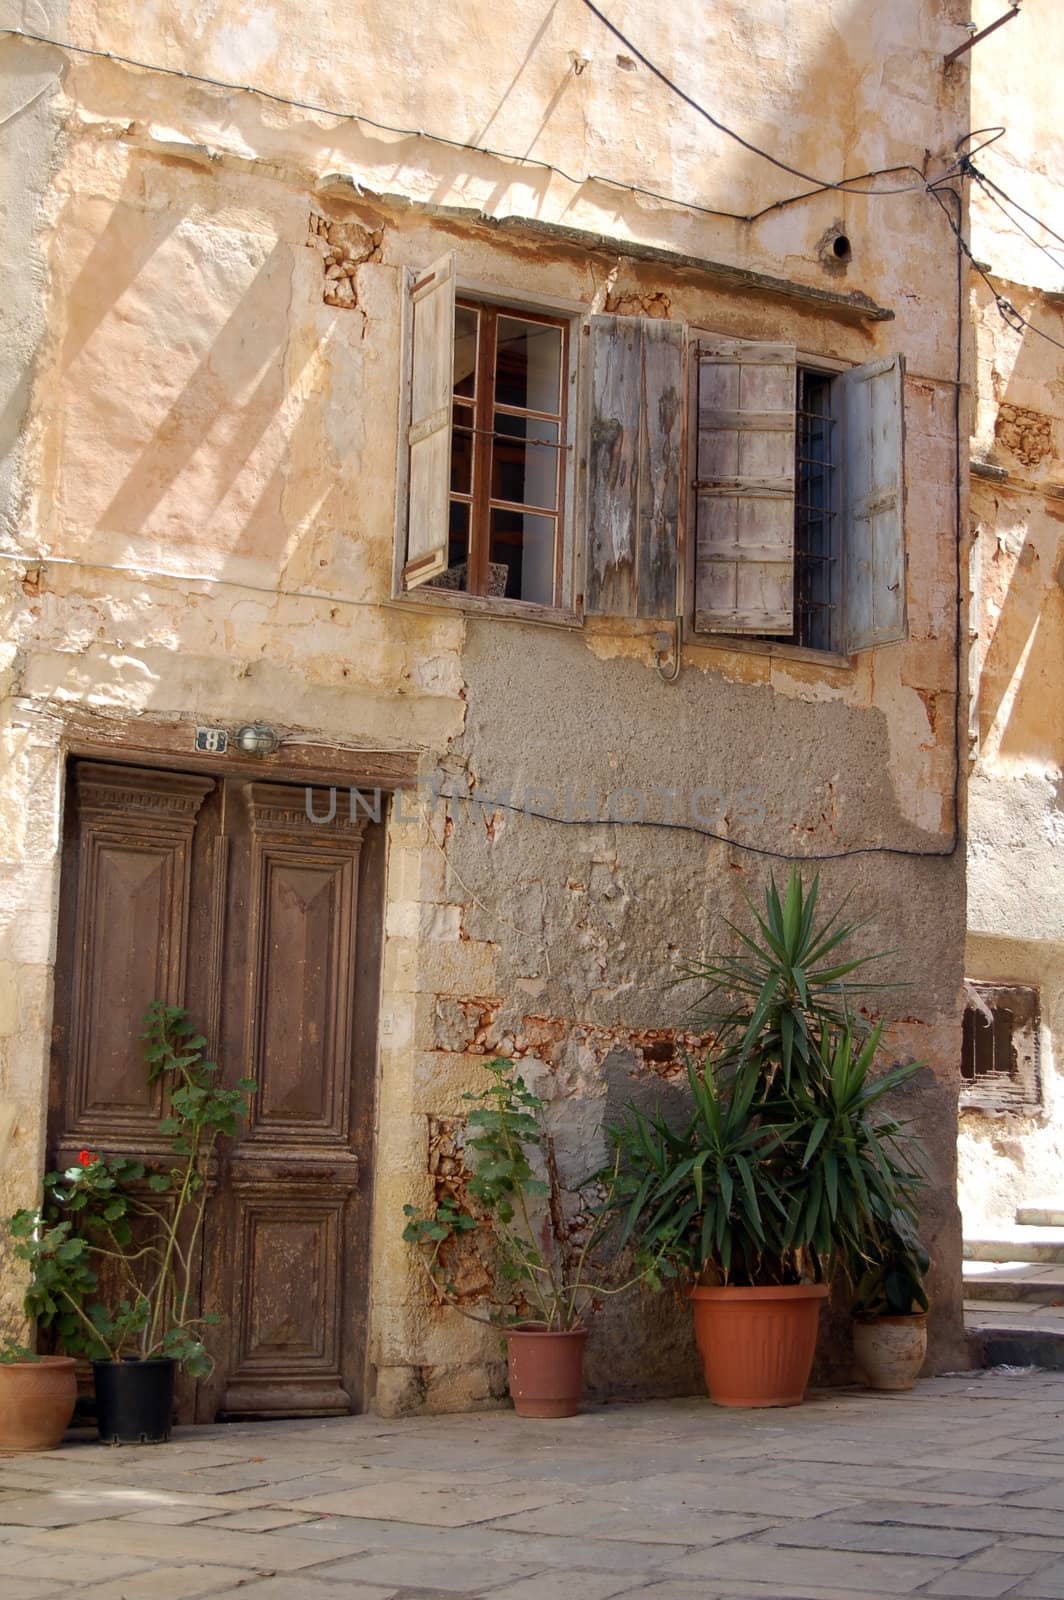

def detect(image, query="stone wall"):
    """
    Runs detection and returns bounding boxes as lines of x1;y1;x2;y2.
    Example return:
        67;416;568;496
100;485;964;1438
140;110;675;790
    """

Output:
959;0;1064;1233
0;0;972;1399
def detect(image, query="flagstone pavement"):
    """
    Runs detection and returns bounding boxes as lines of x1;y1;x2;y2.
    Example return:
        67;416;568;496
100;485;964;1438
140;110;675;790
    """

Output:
3;1369;1064;1600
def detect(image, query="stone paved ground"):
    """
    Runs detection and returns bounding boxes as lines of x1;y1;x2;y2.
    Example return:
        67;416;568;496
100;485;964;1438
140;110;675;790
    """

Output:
3;1370;1064;1600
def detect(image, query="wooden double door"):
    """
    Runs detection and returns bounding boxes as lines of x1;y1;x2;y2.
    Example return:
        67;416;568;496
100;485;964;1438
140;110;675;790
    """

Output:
49;759;384;1420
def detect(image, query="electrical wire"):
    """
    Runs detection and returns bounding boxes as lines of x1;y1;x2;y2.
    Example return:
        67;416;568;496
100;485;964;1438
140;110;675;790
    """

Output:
967;166;1064;271
2;24;972;229
575;0;960;198
972;175;1064;270
968;163;1064;251
928;180;1064;354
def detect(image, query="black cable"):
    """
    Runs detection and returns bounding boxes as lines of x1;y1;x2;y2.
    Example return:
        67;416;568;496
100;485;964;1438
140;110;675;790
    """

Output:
1;24;969;228
576;0;952;199
968;164;1064;252
928;180;1064;354
972;175;1064;270
438;787;953;863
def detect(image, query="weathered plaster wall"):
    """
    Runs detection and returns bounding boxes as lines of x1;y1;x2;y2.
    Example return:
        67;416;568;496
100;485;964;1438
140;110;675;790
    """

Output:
958;0;1064;1232
0;0;971;1396
0;0;70;1344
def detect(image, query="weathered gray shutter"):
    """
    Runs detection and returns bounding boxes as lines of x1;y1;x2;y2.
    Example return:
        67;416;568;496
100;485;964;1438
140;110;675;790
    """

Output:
841;355;907;651
692;336;797;635
586;315;683;618
403;252;455;589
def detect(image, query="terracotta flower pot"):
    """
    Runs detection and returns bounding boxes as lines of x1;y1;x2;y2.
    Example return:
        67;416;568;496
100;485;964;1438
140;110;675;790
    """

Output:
0;1356;78;1453
853;1312;928;1391
506;1325;587;1418
689;1283;829;1407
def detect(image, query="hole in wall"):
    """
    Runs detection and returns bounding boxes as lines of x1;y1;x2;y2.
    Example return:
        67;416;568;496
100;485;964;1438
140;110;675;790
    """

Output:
816;221;852;277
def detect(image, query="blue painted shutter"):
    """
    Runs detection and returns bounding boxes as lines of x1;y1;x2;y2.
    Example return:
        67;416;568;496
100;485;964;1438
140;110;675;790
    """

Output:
842;355;907;651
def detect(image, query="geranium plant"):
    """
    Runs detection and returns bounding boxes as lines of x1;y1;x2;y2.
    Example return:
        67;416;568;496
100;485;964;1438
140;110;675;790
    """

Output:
6;1003;254;1376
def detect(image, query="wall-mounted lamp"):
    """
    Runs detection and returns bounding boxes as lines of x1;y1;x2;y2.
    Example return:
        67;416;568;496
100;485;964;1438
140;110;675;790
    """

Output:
569;49;591;75
234;723;281;756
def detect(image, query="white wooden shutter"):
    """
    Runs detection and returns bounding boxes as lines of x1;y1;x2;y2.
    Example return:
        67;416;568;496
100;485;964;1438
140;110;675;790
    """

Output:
403;252;455;589
692;336;797;635
586;315;684;618
841;355;907;651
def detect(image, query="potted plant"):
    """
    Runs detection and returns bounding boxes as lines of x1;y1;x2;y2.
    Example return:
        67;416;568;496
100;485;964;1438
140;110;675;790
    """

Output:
605;870;927;1408
6;1003;253;1444
852;1212;930;1391
0;1342;77;1453
403;1058;647;1417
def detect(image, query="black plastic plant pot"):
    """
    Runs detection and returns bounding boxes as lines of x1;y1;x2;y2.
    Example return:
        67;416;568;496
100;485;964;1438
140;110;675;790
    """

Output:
92;1358;176;1445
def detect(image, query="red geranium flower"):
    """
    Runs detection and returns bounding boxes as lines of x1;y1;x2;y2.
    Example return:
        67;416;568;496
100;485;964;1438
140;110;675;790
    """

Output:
77;1150;95;1167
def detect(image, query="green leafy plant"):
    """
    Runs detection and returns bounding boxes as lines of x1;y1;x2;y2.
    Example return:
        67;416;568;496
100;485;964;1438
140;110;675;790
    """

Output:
6;1003;254;1376
403;1058;649;1331
604;870;926;1291
853;1212;930;1319
0;1342;36;1363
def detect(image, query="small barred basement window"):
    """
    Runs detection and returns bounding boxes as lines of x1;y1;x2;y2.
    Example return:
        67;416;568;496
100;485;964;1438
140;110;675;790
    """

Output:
961;982;1042;1113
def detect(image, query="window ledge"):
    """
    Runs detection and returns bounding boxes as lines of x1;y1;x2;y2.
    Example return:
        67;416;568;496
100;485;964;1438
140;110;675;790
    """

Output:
386;587;583;629
689;633;855;670
385;202;894;325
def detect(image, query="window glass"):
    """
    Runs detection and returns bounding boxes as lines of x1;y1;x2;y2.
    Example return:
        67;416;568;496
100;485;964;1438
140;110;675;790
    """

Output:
495;318;562;414
453;306;478;398
489;508;556;605
491;413;559;512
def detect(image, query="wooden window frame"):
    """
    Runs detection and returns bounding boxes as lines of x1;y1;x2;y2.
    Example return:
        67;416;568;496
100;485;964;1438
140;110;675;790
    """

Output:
393;277;584;628
447;299;570;606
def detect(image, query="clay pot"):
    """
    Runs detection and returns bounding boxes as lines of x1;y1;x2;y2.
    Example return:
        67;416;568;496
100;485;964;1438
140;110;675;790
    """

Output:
506;1326;587;1418
0;1355;78;1453
689;1283;829;1407
853;1313;928;1391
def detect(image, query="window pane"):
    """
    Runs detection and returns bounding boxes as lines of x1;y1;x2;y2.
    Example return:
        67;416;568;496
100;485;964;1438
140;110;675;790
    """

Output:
489;507;556;605
454;306;478;399
495;317;562;414
491;413;559;511
451;403;474;495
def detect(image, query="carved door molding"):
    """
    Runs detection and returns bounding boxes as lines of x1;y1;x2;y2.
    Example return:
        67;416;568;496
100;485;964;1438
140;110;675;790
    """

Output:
50;761;384;1421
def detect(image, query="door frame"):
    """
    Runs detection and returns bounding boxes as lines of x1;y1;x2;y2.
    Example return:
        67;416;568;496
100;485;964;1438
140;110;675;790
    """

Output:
49;713;417;1418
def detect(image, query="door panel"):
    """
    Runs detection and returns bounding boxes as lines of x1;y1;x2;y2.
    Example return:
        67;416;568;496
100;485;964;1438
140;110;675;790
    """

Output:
50;760;383;1422
199;779;371;1419
54;763;215;1161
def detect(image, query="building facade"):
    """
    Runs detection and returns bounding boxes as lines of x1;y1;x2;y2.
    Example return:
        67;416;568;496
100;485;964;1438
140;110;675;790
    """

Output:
0;0;973;1415
959;0;1064;1233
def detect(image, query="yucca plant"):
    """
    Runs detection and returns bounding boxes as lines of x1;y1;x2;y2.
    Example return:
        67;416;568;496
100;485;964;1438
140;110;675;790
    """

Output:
681;868;897;1089
605;871;926;1290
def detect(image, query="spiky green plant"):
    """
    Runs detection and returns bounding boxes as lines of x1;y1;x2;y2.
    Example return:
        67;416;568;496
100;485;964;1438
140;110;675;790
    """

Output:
604;872;926;1290
681;868;897;1087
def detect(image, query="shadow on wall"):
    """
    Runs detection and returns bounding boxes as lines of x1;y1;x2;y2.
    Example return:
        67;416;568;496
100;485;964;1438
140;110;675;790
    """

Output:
973;301;1064;767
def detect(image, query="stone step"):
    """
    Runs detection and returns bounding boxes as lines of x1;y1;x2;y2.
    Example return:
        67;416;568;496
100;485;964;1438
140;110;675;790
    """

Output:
962;1260;1064;1304
1017;1205;1064;1228
963;1226;1064;1264
965;1300;1064;1372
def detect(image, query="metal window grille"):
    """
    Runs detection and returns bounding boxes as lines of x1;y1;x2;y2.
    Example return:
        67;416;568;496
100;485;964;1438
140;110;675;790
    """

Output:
793;369;839;651
961;982;1042;1113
